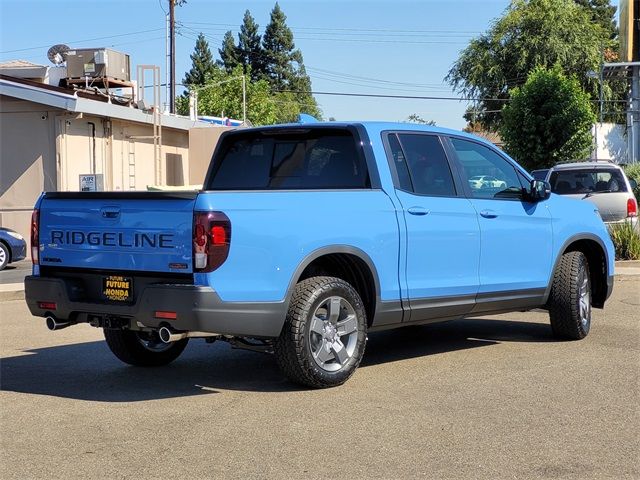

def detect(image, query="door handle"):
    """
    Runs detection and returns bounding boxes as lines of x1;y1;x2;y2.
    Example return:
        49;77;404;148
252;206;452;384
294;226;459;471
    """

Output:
479;209;498;218
101;206;121;219
407;207;430;216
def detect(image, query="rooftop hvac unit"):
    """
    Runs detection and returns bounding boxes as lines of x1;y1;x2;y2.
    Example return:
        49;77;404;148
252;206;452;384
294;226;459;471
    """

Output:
66;48;130;82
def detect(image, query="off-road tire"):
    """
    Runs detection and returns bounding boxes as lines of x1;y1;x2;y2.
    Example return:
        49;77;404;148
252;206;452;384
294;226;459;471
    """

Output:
104;329;188;366
0;242;9;271
274;276;368;388
547;251;591;340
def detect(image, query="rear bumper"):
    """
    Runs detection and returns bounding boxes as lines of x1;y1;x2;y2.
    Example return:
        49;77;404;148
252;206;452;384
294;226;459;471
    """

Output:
24;276;286;338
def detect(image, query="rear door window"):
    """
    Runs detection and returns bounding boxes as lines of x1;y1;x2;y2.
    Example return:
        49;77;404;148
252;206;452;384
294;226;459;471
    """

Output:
207;129;370;190
395;134;457;197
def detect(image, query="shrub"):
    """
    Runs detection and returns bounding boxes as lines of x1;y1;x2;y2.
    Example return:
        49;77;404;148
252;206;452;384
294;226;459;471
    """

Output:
608;221;640;260
500;66;595;171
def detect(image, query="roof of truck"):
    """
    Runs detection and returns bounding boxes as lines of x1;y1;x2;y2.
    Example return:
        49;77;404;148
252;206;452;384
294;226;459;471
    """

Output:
239;121;499;148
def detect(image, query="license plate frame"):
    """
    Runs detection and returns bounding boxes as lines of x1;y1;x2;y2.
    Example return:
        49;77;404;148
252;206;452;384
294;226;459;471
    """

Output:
102;275;133;303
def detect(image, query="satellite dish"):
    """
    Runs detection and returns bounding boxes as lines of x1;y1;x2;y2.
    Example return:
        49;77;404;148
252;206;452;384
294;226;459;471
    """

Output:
47;44;70;65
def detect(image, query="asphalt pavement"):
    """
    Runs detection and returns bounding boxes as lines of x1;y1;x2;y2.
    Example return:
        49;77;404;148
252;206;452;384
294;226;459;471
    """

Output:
0;277;638;479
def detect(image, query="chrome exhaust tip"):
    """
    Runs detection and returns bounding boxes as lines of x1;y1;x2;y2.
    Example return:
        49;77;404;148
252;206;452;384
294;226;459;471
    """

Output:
158;326;219;343
45;316;72;331
158;326;187;343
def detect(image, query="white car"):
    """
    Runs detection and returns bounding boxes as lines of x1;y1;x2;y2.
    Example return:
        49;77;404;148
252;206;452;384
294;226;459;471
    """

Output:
468;175;507;189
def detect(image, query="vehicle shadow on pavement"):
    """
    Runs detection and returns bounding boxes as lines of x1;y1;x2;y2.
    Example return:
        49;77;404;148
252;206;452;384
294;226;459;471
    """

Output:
362;317;556;367
0;340;297;401
0;318;556;401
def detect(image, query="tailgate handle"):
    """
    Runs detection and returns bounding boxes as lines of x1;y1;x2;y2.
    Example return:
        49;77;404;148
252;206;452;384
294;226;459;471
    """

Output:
101;207;121;219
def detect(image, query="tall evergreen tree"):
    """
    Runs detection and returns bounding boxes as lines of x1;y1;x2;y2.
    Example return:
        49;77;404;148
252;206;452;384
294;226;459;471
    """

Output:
238;10;265;81
261;3;320;117
183;33;217;86
289;59;321;118
219;30;240;72
262;2;296;90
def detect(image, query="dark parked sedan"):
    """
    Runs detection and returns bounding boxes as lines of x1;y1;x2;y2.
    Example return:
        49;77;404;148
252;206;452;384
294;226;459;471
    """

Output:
0;227;27;271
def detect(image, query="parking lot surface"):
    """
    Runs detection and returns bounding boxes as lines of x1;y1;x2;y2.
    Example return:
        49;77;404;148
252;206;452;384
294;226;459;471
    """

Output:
1;277;638;479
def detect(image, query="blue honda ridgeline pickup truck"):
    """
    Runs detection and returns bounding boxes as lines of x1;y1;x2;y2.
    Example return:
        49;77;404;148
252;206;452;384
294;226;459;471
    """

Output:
25;123;615;388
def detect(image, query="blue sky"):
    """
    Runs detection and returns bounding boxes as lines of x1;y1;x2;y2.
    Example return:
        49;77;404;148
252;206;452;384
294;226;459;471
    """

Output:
0;0;620;128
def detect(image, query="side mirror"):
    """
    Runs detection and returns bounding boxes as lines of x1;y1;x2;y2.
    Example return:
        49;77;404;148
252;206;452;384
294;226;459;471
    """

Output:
529;179;551;202
630;178;638;190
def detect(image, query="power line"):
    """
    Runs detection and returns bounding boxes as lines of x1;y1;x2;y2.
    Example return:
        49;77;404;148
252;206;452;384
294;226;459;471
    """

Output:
179;28;525;93
0;29;165;54
308;72;452;94
294;37;468;45
181;21;481;35
178;29;454;92
187;26;475;39
307;66;451;89
275;90;511;102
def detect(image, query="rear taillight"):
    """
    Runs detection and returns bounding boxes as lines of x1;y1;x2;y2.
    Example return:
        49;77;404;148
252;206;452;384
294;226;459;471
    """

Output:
628;198;638;217
193;211;231;273
30;208;39;265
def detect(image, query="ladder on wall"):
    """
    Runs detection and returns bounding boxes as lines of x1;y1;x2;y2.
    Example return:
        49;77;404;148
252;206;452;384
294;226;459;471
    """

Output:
135;65;163;186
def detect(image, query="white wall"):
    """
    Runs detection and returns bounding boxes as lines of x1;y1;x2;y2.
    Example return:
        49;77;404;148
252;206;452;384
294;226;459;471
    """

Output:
592;123;628;163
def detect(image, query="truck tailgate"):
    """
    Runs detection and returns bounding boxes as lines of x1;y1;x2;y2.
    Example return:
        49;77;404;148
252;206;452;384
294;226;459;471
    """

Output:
38;192;197;274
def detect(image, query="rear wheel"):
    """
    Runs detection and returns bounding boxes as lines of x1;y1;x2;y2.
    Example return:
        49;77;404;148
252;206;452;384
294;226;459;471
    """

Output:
274;276;367;388
547;251;592;340
104;329;188;366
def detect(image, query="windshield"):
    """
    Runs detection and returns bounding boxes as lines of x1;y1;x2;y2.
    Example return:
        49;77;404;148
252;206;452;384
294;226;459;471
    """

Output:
549;168;627;194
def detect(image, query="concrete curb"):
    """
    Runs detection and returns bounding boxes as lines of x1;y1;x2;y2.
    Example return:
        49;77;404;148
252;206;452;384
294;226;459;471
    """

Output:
0;290;24;302
616;260;640;267
0;283;25;302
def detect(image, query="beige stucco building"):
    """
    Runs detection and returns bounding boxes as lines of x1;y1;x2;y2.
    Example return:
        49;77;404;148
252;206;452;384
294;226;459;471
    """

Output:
0;73;228;248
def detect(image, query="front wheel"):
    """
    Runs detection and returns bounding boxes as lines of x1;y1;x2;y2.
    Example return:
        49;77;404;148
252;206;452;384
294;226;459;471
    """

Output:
547;251;592;340
274;276;368;388
0;242;9;271
104;329;188;366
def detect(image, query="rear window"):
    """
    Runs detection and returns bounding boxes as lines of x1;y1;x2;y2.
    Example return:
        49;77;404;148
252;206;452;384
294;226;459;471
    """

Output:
549;168;627;194
206;129;370;190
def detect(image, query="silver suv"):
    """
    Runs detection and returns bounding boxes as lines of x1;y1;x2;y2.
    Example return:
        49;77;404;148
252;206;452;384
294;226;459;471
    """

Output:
544;162;638;229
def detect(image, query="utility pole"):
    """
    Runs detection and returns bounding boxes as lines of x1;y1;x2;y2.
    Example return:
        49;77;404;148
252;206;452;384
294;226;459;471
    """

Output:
169;0;176;114
165;12;169;113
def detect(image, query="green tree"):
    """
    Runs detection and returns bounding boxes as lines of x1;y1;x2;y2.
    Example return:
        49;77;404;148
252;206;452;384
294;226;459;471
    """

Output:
406;114;436;125
183;33;218;87
500;66;595;170
219;31;240;72
447;0;606;130
238;10;265;81
177;66;279;126
262;2;295;90
574;0;617;40
261;3;321;118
